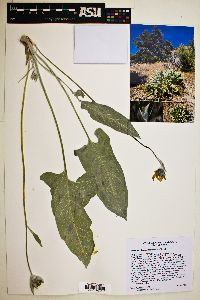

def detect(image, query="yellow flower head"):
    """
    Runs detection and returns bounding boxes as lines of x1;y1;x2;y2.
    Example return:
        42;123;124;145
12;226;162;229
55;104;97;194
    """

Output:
152;168;166;182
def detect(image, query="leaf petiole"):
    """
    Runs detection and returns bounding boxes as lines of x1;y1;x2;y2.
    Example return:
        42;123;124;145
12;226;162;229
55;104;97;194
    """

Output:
36;59;75;95
36;53;91;141
18;66;33;83
31;55;68;175
36;47;95;102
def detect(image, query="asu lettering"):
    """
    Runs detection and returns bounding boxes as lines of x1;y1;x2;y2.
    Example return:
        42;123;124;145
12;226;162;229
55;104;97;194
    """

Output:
79;7;101;18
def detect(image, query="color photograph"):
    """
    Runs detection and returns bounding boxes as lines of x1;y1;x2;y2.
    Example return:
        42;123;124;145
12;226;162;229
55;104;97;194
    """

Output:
130;24;195;122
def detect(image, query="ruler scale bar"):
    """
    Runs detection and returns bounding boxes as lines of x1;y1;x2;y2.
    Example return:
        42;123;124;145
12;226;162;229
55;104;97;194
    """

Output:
7;3;131;24
7;3;106;23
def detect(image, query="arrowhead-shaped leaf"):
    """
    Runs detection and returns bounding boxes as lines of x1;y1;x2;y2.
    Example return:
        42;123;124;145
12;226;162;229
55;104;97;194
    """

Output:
81;100;140;139
74;128;128;220
40;171;96;267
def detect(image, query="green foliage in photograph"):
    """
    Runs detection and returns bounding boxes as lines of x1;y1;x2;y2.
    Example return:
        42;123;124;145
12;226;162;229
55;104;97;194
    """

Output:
170;105;192;123
132;27;173;63
175;41;195;72
145;70;185;100
130;54;135;64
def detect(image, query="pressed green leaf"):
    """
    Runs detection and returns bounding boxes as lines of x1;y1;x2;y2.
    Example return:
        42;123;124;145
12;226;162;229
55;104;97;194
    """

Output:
40;171;96;267
28;227;43;247
74;128;128;220
81;100;140;139
76;172;97;207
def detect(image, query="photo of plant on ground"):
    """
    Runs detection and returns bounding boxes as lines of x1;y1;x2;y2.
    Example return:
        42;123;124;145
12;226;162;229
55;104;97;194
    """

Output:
130;24;195;122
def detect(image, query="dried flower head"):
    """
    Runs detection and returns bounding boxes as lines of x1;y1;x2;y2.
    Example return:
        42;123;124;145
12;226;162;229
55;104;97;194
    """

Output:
20;35;35;65
152;168;166;182
30;274;44;294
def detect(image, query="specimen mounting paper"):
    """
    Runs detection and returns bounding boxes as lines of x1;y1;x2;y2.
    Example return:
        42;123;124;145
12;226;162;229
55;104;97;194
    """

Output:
5;24;195;295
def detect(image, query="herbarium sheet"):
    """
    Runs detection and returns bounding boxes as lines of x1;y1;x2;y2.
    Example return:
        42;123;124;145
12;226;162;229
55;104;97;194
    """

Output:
5;24;195;295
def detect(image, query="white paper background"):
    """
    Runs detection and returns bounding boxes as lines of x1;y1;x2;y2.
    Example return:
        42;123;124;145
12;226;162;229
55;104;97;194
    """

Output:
4;21;195;296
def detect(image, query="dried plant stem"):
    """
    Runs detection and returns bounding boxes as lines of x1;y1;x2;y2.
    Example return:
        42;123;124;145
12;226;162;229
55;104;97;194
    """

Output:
32;57;68;174
36;54;91;141
36;47;95;102
21;62;32;275
133;137;165;170
37;60;74;95
18;66;33;83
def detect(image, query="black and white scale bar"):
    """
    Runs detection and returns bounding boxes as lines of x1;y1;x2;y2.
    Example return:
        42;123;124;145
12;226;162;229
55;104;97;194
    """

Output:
7;3;105;23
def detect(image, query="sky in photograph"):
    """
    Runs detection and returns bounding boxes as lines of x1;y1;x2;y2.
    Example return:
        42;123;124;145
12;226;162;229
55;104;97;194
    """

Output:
130;24;194;54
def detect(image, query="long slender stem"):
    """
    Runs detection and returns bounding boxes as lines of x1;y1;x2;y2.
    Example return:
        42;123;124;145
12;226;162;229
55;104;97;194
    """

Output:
133;137;165;170
36;47;95;102
18;66;33;83
36;54;91;141
32;57;68;174
37;60;75;95
21;62;32;275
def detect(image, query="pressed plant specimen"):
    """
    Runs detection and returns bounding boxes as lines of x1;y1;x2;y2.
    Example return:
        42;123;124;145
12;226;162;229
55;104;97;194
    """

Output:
19;35;166;294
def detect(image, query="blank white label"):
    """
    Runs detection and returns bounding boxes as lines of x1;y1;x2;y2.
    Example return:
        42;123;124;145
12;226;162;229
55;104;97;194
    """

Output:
74;25;128;64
